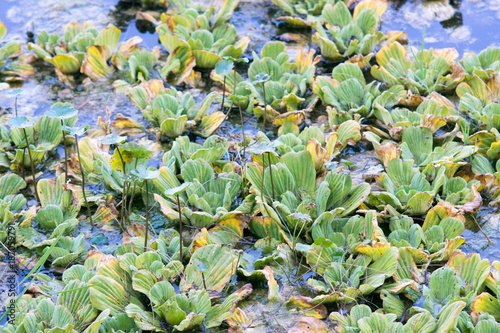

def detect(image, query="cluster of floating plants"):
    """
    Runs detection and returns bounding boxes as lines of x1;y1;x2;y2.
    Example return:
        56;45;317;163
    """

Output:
2;0;500;332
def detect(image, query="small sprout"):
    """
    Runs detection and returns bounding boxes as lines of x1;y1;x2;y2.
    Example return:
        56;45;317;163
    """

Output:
7;88;24;98
7;88;23;117
246;140;277;155
252;72;271;84
341;159;355;166
291;212;312;223
215;59;234;76
222;56;249;63
247;141;277;203
130;165;160;252
122;142;154;215
99;133;126;145
215;59;234;112
229;94;249;154
163;182;192;196
120;142;154;160
100;133;127;226
64;125;93;228
7;116;35;129
62;125;89;137
8;116;39;203
194;257;209;290
252;73;271;129
45;103;78;119
164;182;192;265
129;165;160;180
46;103;79;181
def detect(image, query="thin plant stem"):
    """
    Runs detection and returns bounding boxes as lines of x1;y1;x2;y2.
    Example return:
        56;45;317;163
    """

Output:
261;161;265;204
268;152;275;200
177;194;183;265
60;119;68;181
14;97;18;117
225;70;237;119
472;215;493;244
75;134;93;228
233;70;237;96
21;148;26;182
238;103;245;156
262;81;267;130
128;158;139;215
201;272;207;290
230;251;242;288
220;75;227;112
144;179;149;252
116;146;128;226
22;128;39;204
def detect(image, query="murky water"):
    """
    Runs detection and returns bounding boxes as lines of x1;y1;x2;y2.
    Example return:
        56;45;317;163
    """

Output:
1;0;500;330
383;0;500;55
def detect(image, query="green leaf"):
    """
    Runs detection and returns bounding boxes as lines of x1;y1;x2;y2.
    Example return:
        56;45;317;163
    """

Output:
129;165;160;180
52;54;82;74
164;182;192;196
89;275;128;315
62;125;88;136
182;245;238;292
0;173;26;198
253;72;271;84
45;102;79;119
228;94;248;103
99;133;126;145
7;88;24;97
120;142;153;159
7;116;35;129
215;59;234;76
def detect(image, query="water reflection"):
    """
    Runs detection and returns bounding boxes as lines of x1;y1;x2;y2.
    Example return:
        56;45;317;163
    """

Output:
382;0;500;55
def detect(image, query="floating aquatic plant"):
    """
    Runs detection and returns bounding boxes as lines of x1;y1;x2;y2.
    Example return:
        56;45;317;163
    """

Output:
28;21;157;86
212;41;320;128
156;158;243;230
5;0;500;331
0;20;34;82
314;62;406;125
312;0;393;65
45;103;79;181
269;0;330;27
63;125;93;228
126;79;224;138
215;58;234;112
155;0;249;83
7;116;40;203
371;41;464;94
130;165;160;251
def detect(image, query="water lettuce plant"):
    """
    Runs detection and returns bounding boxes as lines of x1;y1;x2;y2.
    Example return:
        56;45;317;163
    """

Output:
28;21;157;85
211;41;320;126
369;157;480;215
269;0;331;27
314;62;406;124
155;158;243;229
5;0;500;331
155;0;249;83
371;41;464;94
312;0;391;65
0;20;34;82
127;79;224;138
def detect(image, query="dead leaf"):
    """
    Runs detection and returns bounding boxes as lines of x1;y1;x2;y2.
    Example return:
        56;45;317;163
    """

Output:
288;317;328;333
463;184;482;213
